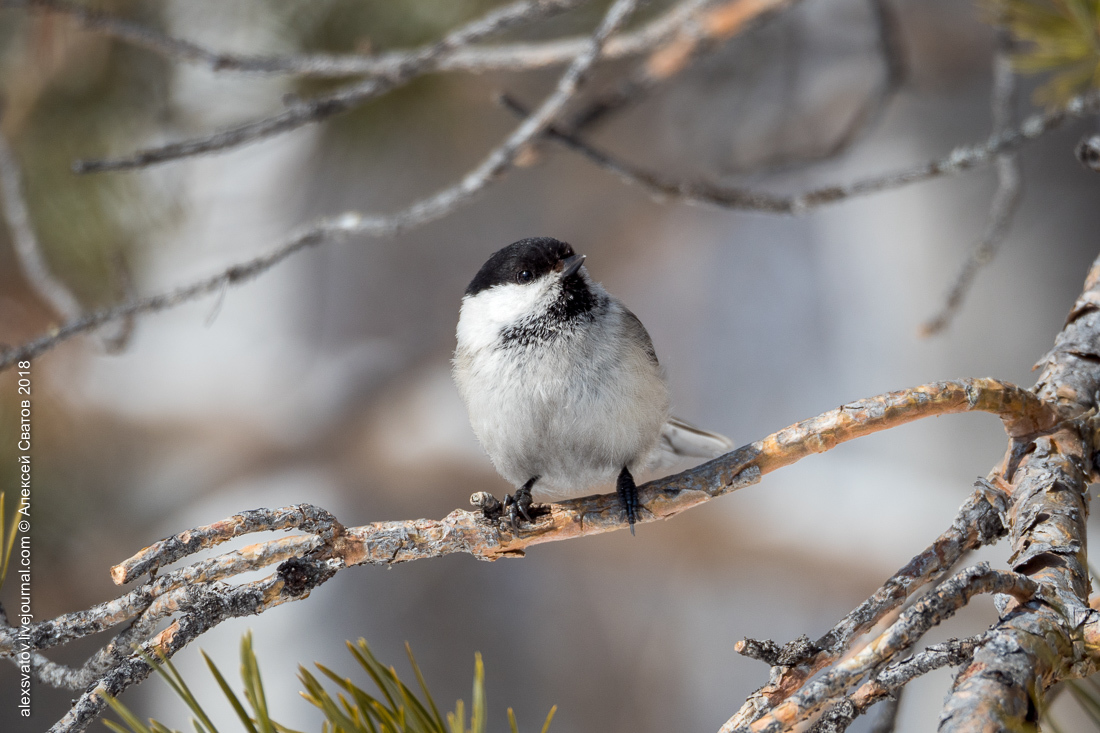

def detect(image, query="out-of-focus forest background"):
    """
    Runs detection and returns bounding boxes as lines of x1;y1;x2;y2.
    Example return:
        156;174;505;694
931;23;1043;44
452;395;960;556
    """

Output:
1;0;1099;731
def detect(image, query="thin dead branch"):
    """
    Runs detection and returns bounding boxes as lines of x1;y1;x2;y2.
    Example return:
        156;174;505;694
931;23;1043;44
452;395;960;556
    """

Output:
0;0;593;78
808;637;980;733
26;0;789;172
725;481;1009;729
6;0;778;80
921;31;1022;336
502;88;1098;213
67;0;599;172
58;0;802;172
564;0;805;131
740;564;1038;733
0;118;82;322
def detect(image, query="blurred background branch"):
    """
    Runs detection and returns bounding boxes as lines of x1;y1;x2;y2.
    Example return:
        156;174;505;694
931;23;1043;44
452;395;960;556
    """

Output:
919;27;1021;337
0;121;82;323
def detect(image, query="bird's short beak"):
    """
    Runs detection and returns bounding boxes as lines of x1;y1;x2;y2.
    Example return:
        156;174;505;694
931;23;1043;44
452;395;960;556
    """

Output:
560;254;586;278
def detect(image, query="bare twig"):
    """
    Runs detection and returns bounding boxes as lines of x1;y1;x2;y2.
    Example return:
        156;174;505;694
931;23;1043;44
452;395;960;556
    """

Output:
71;71;376;172
0;0;641;371
111;503;342;585
722;481;1008;730
49;565;338;733
0;218;344;370
565;0;804;130
808;637;981;733
62;0;803;172
742;564;1037;733
1;0;591;76
68;0;597;172
502;88;1098;213
5;0;729;78
920;31;1022;336
0;121;82;321
872;636;986;700
0;532;316;662
62;0;800;171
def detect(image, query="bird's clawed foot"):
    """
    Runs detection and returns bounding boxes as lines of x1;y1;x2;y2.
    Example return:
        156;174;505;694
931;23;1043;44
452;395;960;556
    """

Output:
471;478;548;532
501;478;549;531
617;466;639;535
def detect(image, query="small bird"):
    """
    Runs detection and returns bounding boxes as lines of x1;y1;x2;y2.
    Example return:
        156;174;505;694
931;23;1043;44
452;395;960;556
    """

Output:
452;236;733;533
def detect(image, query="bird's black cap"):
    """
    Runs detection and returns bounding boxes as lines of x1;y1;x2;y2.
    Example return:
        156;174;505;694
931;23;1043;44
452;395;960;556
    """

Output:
465;237;578;296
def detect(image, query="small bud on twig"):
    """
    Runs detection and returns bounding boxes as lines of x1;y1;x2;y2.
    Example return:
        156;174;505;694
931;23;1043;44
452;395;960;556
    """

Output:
1076;135;1100;171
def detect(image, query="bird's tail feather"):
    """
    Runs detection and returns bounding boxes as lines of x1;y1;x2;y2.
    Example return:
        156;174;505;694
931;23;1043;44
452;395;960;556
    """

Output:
658;416;734;461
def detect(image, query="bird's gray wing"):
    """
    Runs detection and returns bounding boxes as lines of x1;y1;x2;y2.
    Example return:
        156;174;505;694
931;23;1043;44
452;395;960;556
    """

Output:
621;308;658;366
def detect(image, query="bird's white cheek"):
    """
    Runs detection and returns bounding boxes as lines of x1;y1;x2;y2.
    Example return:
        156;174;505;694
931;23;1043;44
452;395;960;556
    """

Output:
455;305;503;354
456;281;555;350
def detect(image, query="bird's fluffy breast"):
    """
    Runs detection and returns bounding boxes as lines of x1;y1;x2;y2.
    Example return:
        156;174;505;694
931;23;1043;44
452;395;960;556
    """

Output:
453;284;670;498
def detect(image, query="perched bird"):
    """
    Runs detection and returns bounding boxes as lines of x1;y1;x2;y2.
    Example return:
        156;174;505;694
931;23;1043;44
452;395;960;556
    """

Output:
452;237;733;533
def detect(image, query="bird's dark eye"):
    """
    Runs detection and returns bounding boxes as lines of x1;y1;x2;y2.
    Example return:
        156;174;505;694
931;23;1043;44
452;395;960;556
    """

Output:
518;270;533;283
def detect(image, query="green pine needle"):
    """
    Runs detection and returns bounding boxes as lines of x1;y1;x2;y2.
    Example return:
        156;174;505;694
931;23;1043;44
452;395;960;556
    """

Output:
201;650;260;733
136;648;220;733
469;654;486;733
405;643;445;731
446;699;465;733
240;634;276;733
538;706;557;733
0;492;23;591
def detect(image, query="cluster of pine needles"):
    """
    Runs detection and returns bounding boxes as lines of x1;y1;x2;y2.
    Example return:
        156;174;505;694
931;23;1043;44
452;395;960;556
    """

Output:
102;634;555;733
986;0;1100;104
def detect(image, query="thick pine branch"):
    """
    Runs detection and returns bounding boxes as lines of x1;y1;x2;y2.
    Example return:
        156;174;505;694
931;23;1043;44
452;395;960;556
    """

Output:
723;254;1100;733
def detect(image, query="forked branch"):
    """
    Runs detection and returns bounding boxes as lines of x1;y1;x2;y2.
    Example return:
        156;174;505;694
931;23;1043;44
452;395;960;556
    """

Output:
0;376;1069;732
723;253;1100;732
